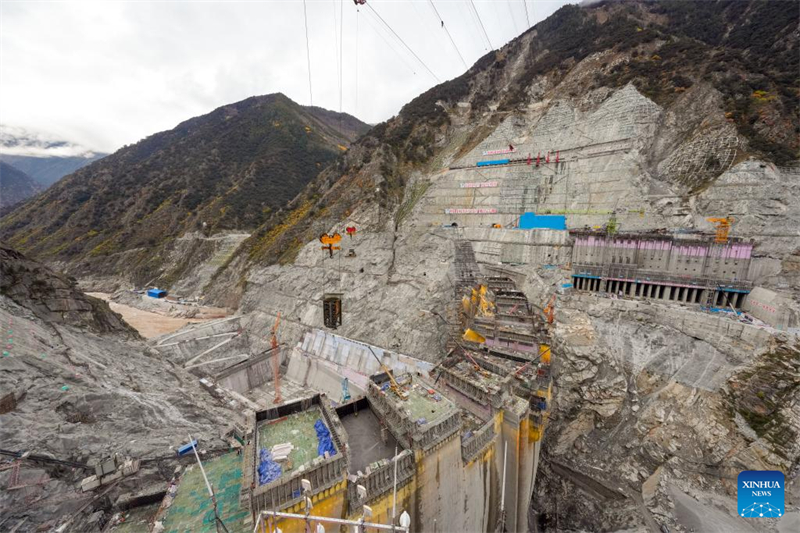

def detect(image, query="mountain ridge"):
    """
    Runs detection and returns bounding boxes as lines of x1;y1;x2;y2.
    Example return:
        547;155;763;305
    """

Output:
0;161;42;210
0;93;369;286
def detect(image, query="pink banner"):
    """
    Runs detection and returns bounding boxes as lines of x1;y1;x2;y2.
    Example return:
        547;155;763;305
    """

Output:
445;208;498;214
483;148;516;155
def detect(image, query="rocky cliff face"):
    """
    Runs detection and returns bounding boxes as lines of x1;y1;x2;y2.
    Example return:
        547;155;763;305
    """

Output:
0;246;133;334
0;247;240;530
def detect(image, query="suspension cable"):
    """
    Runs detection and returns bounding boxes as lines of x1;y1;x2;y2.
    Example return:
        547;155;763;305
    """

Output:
428;0;467;70
302;0;313;105
507;1;520;36
361;6;418;76
339;0;343;120
523;0;531;28
469;0;493;50
356;7;359;116
365;2;440;83
331;0;341;102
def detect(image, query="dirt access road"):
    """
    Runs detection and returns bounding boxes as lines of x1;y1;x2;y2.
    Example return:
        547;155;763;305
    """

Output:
87;292;212;338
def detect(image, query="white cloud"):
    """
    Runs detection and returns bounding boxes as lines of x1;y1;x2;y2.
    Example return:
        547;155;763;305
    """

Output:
0;0;572;153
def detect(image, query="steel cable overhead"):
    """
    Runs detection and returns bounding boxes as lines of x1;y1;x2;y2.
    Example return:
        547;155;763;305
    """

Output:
468;0;493;50
302;0;313;105
356;7;359;115
428;0;467;70
339;0;343;119
365;2;440;83
331;0;341;108
523;0;531;28
361;6;418;76
507;1;520;36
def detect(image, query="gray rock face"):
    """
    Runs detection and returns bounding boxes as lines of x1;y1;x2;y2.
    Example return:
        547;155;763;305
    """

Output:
226;80;799;532
0;251;241;531
0;246;134;335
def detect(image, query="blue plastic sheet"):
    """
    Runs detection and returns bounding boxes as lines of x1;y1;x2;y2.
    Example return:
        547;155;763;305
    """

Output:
314;419;336;457
258;448;282;485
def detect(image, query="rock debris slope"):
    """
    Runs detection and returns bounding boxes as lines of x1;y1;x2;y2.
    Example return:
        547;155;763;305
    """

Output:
0;248;239;530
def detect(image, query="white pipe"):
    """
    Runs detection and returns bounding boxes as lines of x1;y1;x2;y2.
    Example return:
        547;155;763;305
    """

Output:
392;446;398;523
500;441;508;513
253;511;409;533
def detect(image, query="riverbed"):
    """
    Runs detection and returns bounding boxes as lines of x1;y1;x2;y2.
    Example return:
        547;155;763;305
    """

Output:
87;292;211;338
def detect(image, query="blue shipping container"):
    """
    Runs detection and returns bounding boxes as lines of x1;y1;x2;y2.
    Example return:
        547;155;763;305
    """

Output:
147;288;167;298
476;159;510;167
518;212;567;230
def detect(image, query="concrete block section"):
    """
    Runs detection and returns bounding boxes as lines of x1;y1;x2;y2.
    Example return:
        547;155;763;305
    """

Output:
743;286;798;330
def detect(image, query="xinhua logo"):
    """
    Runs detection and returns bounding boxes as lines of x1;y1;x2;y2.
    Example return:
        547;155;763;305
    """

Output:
737;470;784;518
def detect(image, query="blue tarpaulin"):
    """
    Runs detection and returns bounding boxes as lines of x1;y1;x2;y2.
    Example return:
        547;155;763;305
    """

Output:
518;212;567;230
258;448;282;485
147;288;167;298
314;419;336;457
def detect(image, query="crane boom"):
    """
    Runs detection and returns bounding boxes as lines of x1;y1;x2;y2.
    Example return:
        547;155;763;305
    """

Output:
367;346;407;400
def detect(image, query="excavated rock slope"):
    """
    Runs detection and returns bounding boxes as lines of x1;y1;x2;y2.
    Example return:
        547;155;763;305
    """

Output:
222;40;800;533
0;251;239;531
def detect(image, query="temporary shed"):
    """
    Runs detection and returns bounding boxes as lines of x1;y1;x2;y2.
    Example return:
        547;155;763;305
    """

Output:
147;288;167;298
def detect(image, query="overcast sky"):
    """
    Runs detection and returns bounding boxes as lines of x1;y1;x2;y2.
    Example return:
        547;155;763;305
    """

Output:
1;0;572;154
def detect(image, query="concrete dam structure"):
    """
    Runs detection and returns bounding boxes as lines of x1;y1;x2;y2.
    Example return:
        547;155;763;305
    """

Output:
237;273;552;533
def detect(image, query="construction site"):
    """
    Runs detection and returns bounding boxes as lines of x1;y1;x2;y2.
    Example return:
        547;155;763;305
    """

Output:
2;72;798;533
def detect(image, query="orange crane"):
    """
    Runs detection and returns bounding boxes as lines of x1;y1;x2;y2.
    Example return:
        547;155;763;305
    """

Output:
707;216;734;243
271;313;282;404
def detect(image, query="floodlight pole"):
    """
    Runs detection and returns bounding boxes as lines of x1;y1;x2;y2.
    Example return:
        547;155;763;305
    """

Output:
392;446;398;524
189;434;230;533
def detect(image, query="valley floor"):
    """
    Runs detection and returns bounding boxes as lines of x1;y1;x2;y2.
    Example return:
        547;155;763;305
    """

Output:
87;292;212;338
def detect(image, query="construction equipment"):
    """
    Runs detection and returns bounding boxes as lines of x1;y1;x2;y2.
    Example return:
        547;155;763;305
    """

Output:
319;232;342;258
707;216;734;243
271;313;282;404
367;346;408;400
323;293;343;329
542;294;556;325
462;328;486;343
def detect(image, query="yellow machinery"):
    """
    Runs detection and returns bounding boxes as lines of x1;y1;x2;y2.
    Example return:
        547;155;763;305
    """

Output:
707;216;734;243
367;346;408;400
463;328;486;343
319;232;342;258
